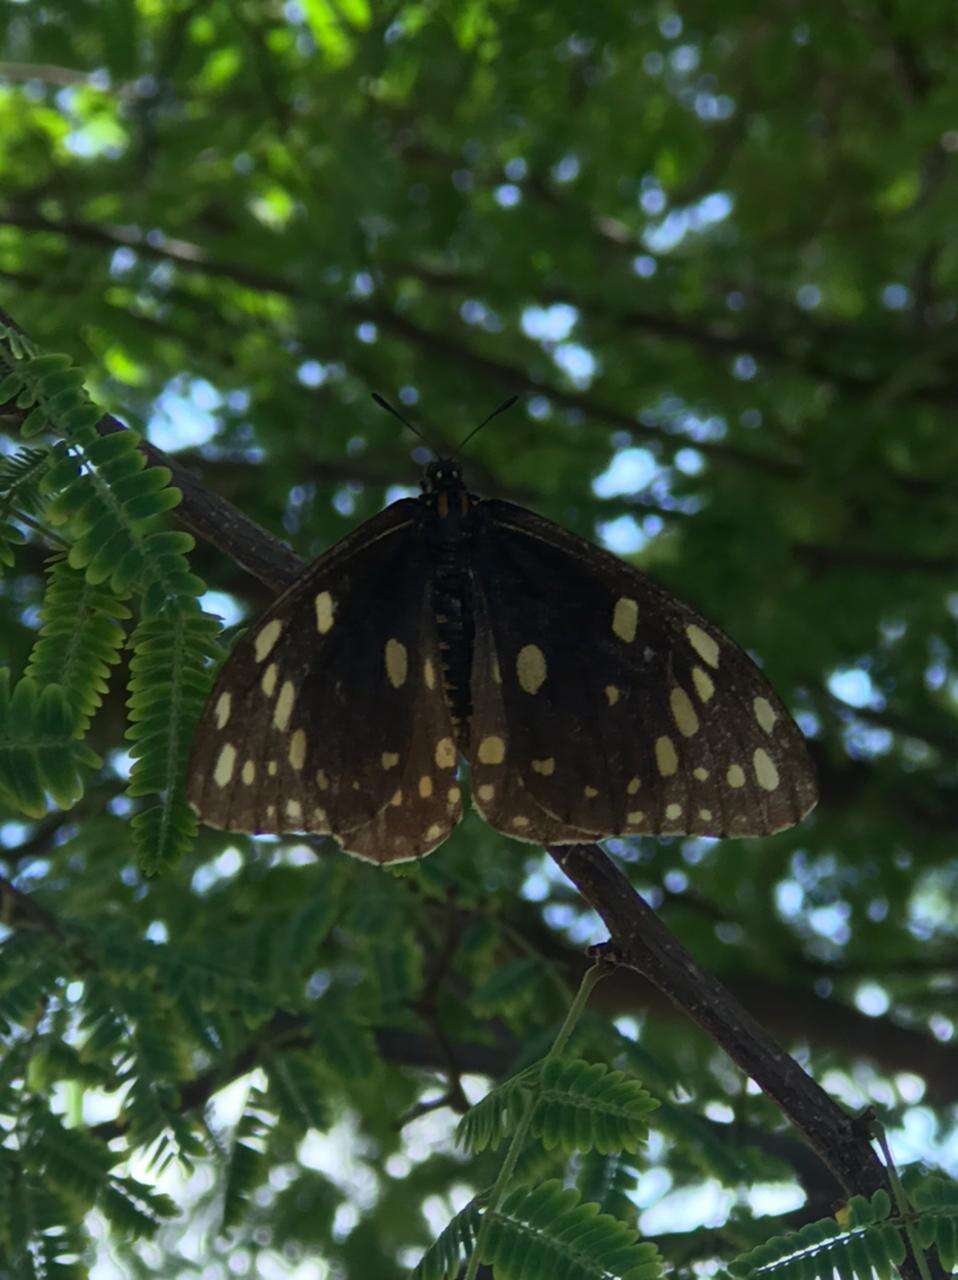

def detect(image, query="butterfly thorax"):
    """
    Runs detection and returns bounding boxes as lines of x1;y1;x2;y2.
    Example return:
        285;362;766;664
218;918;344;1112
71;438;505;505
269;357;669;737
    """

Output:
419;459;478;745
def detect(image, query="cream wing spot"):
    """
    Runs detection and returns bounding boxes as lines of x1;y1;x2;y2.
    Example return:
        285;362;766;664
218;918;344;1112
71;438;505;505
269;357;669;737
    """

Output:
612;597;638;643
492;657;502;684
516;644;547;695
382;752;399;770
261;663;278;698
426;823;444;842
434;738;456;769
478;735;506;765
670;686;700;737
316;769;328;790
531;757;555;776
314;591;335;634
511;816;530;829
753;748;780;791
288;729;306;771
478;783;495;802
273;680;296;731
754;697;778;734
627;776;641;795
447;786;461;804
254;619;283;662
584;785;598;798
214;744;236;788
626;810;644;824
242;760;256;785
424;658;436;690
727;763;746;789
215;692;231;729
286;799;302;822
686;624;719;668
605;685;620;706
268;760;278;777
385;639;408;688
655;736;678;777
312;807;327;826
699;808;713;821
665;803;682;821
693;767;709;782
418;776;433;799
692;666;715;702
390;789;402;807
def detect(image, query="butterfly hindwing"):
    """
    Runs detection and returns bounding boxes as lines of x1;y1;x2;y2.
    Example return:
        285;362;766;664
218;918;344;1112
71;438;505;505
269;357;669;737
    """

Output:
468;500;817;841
188;499;462;862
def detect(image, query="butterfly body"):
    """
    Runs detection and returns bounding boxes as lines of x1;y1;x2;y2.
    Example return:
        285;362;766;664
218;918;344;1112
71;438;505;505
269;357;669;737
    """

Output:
189;457;817;863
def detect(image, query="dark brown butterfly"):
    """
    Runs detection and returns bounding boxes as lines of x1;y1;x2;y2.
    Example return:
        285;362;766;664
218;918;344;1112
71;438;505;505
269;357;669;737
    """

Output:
188;450;817;863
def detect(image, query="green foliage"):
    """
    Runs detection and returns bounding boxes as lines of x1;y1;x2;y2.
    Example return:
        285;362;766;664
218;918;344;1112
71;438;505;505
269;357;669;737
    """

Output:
25;556;130;734
480;1181;663;1280
126;611;220;872
0;672;100;816
728;1191;904;1280
412;1196;483;1280
912;1177;958;1272
458;1057;658;1158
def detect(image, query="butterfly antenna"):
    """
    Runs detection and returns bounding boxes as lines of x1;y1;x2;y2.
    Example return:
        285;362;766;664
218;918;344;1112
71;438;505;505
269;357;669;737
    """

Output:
454;394;520;457
371;392;437;451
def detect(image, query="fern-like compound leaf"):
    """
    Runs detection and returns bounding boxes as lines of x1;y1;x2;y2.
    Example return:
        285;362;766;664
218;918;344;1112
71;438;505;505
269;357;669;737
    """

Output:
482;1180;663;1280
412;1196;483;1280
728;1189;905;1280
0;673;100;817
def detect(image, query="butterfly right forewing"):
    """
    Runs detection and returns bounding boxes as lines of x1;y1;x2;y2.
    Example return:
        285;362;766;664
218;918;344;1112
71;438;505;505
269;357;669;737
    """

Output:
468;500;816;842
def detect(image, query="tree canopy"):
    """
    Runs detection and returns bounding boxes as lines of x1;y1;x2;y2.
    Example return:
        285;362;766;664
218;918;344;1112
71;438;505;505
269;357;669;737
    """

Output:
1;2;957;1277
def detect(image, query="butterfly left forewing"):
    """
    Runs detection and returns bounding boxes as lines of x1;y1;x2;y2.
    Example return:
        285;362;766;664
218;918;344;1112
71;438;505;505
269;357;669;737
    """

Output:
188;499;462;860
469;499;817;841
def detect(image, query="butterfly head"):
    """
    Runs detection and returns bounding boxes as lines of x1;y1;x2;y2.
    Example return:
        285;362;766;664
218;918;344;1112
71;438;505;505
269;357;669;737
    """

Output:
422;457;465;496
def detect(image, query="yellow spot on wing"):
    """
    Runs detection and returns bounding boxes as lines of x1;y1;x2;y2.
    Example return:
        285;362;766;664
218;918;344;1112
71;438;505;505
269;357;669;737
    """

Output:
516;644;547;694
655;736;678;777
286;799;302;821
626;810;644;824
753;748;779;791
435;738;456;769
273;680;296;731
385;638;408;688
692;666;715;702
447;786;461;804
605;685;620;706
289;729;306;771
478;783;495;802
268;760;278;777
242;760;255;785
532;757;555;776
316;769;328;790
426;822;445;842
665;803;682;820
686;624;719;668
492;657;502;684
315;591;335;634
382;752;399;770
754;697;777;734
512;816;530;829
214;744;236;787
215;692;231;729
612;597;638;643
693;767;709;781
390;789;402;806
584;785;598;798
478;735;505;764
627;776;641;794
419;776;433;798
254;619;283;662
670;686;700;737
699;808;713;821
261;664;278;698
424;658;436;690
727;763;745;788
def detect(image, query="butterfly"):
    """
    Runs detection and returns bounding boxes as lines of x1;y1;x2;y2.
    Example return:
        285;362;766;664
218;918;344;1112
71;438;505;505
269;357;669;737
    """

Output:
188;425;817;864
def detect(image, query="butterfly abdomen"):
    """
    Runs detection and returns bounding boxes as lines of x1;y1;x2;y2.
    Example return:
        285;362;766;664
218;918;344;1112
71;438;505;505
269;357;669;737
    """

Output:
424;496;477;748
